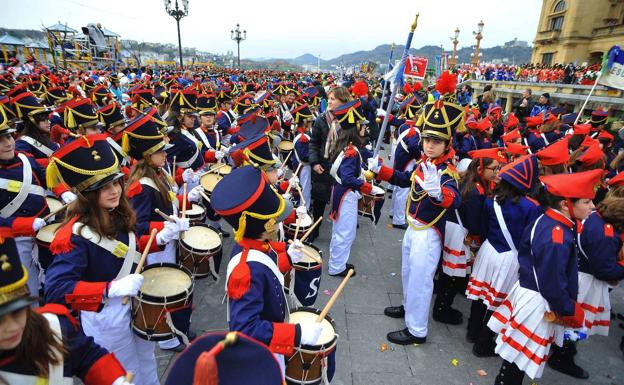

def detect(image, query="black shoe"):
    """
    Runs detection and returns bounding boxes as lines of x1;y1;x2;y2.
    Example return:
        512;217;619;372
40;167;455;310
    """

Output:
392;223;408;230
433;307;463;325
547;343;590;379
329;264;356;277
161;343;185;352
472;341;497;357
387;328;426;345
494;360;525;385
384;305;405;318
187;330;197;342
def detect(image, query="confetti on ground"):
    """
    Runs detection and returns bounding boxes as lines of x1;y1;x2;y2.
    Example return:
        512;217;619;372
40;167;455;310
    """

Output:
390;273;397;276
451;358;459;366
477;369;487;377
323;289;333;296
380;343;388;352
386;223;393;229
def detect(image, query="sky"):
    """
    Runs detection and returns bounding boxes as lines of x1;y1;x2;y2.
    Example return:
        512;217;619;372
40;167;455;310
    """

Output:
1;0;542;59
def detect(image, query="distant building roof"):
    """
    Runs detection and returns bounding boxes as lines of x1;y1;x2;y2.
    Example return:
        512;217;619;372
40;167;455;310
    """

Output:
0;34;25;46
46;23;78;33
26;41;50;49
101;27;120;37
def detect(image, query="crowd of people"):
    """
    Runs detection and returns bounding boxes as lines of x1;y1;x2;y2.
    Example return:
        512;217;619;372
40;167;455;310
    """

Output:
455;62;603;85
0;53;622;385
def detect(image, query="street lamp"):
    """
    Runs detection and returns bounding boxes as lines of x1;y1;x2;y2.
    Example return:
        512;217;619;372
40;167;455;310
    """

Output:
164;0;189;69
471;20;484;66
450;27;460;68
231;23;246;68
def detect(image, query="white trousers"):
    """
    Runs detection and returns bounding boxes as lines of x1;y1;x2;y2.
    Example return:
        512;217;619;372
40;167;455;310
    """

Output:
401;225;442;337
15;237;40;294
391;187;409;225
299;164;312;211
81;298;160;385
329;191;358;275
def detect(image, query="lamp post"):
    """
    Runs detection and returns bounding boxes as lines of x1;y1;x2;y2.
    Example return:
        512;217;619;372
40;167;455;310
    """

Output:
164;0;189;69
450;27;460;68
471;20;484;65
231;23;246;68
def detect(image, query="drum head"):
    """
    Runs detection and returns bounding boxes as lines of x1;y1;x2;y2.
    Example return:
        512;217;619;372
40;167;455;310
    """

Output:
200;173;223;192
300;244;322;264
36;223;62;243
371;185;385;196
182;225;222;252
286;214;313;230
141;265;193;298
45;197;64;213
278;140;294;151
185;204;205;217
209;163;232;175
289;308;336;346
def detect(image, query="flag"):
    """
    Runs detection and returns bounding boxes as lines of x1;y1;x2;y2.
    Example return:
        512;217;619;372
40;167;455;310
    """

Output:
403;55;428;80
598;45;624;90
434;54;448;77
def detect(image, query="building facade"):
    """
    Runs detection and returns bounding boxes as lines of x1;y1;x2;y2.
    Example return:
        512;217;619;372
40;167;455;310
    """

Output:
532;0;624;65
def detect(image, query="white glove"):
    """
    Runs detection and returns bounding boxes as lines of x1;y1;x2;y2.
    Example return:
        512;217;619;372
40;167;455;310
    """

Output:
156;221;180;245
376;108;387;117
287;240;305;264
299;322;323;345
188;185;203;203
289;175;300;188
276;168;284;178
60;191;77;204
108;274;144;298
282;192;292;201
365;144;373;151
112;376;134;385
173;216;190;232
215;150;225;160
222;145;232;155
415;161;442;200
367;156;382;174
295;205;308;219
32;218;46;232
182;168;199;184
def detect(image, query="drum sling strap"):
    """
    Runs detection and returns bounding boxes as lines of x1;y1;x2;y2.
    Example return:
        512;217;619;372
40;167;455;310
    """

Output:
528;214;553;313
493;197;518;253
0;153;45;218
19;135;55;157
42;313;74;385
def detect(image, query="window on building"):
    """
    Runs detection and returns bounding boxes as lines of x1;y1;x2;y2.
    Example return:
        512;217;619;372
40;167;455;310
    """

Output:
542;53;554;66
550;16;564;31
554;0;566;12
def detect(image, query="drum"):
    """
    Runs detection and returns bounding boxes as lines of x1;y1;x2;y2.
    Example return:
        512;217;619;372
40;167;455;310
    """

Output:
35;223;62;250
45;196;64;222
358;185;385;218
131;263;194;341
278;139;294;154
178;224;222;279
208;163;232;176
283;214;313;240
184;204;206;225
199;172;223;198
293;243;323;306
286;307;337;385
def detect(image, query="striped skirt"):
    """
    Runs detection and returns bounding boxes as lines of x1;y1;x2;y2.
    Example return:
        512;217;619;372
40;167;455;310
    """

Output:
441;220;470;277
466;240;518;310
488;283;564;379
577;272;611;336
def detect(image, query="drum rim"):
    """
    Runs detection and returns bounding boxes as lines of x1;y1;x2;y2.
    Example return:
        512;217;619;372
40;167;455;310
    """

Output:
199;172;223;192
283;218;314;231
208;163;232;175
131;324;177;341
138;262;195;303
179;224;223;253
35;223;62;243
290;306;338;350
292;242;323;270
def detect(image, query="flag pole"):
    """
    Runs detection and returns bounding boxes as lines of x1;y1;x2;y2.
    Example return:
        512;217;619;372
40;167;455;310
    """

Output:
373;13;420;158
573;71;603;126
379;43;396;111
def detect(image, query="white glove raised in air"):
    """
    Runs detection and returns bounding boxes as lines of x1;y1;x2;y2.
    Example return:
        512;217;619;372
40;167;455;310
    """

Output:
215;150;225;160
156;220;180;245
108;274;144;298
287;239;305;264
289;176;300;188
415;161;442;200
299;322;323;345
32;218;46;232
376;108;387;117
367;156;382;174
187;185;204;203
295;205;308;219
60;191;78;204
182;168;199;184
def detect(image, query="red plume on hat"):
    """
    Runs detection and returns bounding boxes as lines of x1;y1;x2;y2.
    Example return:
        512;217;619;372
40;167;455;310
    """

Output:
351;81;369;98
504;113;519;130
435;71;457;96
412;82;423;92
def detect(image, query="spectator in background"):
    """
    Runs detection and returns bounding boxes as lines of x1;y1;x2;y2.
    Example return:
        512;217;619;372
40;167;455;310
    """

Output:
513;88;533;120
530;92;551;117
457;84;473;106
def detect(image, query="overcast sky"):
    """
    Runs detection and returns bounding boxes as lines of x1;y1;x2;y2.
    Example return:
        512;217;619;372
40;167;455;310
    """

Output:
1;0;542;59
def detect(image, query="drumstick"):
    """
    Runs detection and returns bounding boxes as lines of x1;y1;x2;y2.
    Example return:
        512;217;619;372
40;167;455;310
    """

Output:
300;216;323;243
296;185;306;208
284;163;303;195
294;216;301;239
316;269;354;323
122;228;157;305
280;150;293;169
210;162;227;174
180;183;188;241
200;191;211;203
172;156;176;182
154;208;175;222
287;239;322;264
43;202;70;221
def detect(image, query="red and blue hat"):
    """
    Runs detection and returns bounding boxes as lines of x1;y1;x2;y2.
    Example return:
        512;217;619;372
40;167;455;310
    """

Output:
231;134;275;170
232;94;257;115
591;109;609;128
536;137;570;166
44;85;69;106
399;93;424;119
468;147;507;163
0;236;37;317
57;98;99;131
169;88;198;115
499;154;539;193
541;169;603;199
11;91;52;122
197;93;218;115
292;102;314;125
332;99;366;130
120;109;171;160
164;332;283;385
97;103;125;130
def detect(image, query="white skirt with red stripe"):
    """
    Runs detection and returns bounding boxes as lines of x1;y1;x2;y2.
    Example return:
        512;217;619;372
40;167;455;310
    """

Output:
442;220;470;277
577;272;611;336
488;282;565;380
466;240;518;310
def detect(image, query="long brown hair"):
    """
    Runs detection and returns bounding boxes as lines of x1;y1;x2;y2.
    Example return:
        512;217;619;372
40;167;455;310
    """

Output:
596;195;624;233
63;180;136;238
15;307;67;377
128;158;172;207
461;158;495;201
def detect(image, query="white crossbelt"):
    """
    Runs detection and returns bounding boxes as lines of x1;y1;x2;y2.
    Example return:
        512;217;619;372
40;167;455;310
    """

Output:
19;135;55;156
0;153;42;218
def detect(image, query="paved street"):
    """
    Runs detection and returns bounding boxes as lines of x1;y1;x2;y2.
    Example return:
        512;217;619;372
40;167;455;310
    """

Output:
153;189;624;385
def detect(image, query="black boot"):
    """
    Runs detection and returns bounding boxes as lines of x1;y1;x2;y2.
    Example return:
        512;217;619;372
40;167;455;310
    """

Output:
494;360;525;385
547;341;589;379
466;300;487;343
432;273;463;325
472;310;497;357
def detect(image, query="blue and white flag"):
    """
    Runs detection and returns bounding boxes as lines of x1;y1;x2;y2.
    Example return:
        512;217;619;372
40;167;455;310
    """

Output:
599;45;624;90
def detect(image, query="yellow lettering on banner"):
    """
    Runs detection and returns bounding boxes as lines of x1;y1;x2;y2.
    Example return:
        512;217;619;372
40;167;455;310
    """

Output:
6;180;22;193
112;242;129;258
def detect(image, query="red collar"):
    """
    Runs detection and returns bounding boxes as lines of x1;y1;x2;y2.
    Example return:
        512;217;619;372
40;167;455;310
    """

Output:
420;150;454;166
237;238;271;252
545;208;574;229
